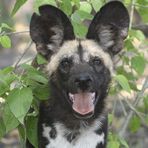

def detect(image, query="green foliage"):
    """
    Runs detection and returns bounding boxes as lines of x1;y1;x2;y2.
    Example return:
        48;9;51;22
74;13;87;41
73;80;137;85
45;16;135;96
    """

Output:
129;115;141;133
26;116;38;148
0;23;13;48
114;75;131;93
36;54;48;65
3;103;19;132
0;119;5;139
60;0;72;16
0;0;148;147
137;0;148;23
0;64;49;146
0;35;11;48
34;0;57;12
131;55;146;75
7;88;33;124
79;1;92;13
90;0;103;12
107;132;129;148
11;0;28;16
0;23;13;31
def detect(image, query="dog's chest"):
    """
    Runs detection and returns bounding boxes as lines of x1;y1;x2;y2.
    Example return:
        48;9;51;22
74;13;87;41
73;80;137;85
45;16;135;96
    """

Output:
42;122;105;148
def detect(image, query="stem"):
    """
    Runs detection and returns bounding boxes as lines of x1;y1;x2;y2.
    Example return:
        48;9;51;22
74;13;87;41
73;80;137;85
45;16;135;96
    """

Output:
119;76;148;138
3;31;29;36
14;41;33;70
129;0;136;30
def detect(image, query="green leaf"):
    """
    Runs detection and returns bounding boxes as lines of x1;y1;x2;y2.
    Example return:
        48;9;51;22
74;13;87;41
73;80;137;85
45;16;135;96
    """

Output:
21;64;42;75
21;64;48;84
71;10;93;23
124;38;136;51
144;96;148;110
79;1;92;13
117;66;136;81
11;0;27;16
129;81;139;91
0;35;11;48
72;0;80;8
108;141;120;148
26;116;38;148
7;88;33;124
37;54;47;65
18;124;26;140
115;75;131;93
119;137;129;148
91;0;103;12
137;3;148;23
0;73;16;95
129;30;145;41
129;115;141;133
1;23;13;31
3;103;20;132
124;0;131;3
131;55;146;75
0;119;5;139
34;84;50;100
27;73;48;84
34;0;57;12
72;21;87;38
108;114;113;124
71;12;81;23
61;0;72;16
0;66;14;74
0;79;9;96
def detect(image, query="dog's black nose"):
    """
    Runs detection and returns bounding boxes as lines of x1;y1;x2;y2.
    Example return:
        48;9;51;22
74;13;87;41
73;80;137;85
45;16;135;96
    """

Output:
74;74;92;91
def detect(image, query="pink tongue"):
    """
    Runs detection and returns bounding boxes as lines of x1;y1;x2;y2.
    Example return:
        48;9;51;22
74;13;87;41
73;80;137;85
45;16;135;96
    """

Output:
72;93;95;115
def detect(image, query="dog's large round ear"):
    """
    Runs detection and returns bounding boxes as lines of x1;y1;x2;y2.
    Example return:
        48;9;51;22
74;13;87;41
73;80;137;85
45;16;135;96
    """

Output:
30;5;75;59
86;1;129;56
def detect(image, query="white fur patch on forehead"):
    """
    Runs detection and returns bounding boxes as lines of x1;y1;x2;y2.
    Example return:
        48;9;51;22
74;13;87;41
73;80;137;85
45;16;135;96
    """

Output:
81;40;114;75
46;40;79;76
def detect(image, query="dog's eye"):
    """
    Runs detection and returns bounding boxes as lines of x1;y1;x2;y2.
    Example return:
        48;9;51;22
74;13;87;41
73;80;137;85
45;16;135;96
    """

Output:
60;59;72;72
61;60;70;67
92;58;102;65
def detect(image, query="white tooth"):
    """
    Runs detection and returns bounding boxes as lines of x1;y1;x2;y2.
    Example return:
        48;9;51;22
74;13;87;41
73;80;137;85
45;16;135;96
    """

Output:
69;93;74;102
92;92;95;98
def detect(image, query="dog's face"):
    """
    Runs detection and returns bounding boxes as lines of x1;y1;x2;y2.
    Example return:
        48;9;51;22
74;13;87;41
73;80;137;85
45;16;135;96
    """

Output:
30;1;129;119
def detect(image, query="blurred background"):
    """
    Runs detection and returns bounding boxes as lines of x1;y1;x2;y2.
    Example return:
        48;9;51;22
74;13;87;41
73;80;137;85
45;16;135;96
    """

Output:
0;0;148;148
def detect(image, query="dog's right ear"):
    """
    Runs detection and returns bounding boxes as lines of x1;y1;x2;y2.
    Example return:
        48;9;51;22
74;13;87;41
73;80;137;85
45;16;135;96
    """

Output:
86;1;129;56
30;5;75;59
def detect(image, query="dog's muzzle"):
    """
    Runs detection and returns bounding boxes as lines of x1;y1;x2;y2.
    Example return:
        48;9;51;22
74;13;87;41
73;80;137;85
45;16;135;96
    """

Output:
68;73;98;118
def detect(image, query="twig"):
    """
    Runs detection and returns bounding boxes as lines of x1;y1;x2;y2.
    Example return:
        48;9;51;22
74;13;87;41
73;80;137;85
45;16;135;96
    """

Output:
125;2;148;8
129;0;136;30
124;98;147;126
14;41;33;69
119;76;148;138
2;31;29;36
118;98;127;116
134;3;148;8
112;99;117;115
19;57;35;65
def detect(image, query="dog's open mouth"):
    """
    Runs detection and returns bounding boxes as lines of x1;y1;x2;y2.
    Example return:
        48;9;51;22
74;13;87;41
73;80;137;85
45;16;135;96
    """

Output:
69;92;96;116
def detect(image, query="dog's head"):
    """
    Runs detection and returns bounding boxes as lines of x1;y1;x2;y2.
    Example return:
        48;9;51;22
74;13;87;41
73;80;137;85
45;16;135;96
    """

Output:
30;1;129;119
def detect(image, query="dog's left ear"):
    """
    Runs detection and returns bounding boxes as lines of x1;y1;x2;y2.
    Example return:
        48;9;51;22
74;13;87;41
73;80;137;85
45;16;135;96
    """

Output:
86;1;129;55
30;5;75;59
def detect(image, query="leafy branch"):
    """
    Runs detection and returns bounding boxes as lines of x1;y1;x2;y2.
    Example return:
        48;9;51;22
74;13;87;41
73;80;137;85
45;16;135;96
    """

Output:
119;76;148;138
14;40;33;69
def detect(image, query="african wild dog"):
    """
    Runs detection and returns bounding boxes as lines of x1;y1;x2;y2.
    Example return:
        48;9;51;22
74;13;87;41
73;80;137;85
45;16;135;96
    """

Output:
29;1;129;148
